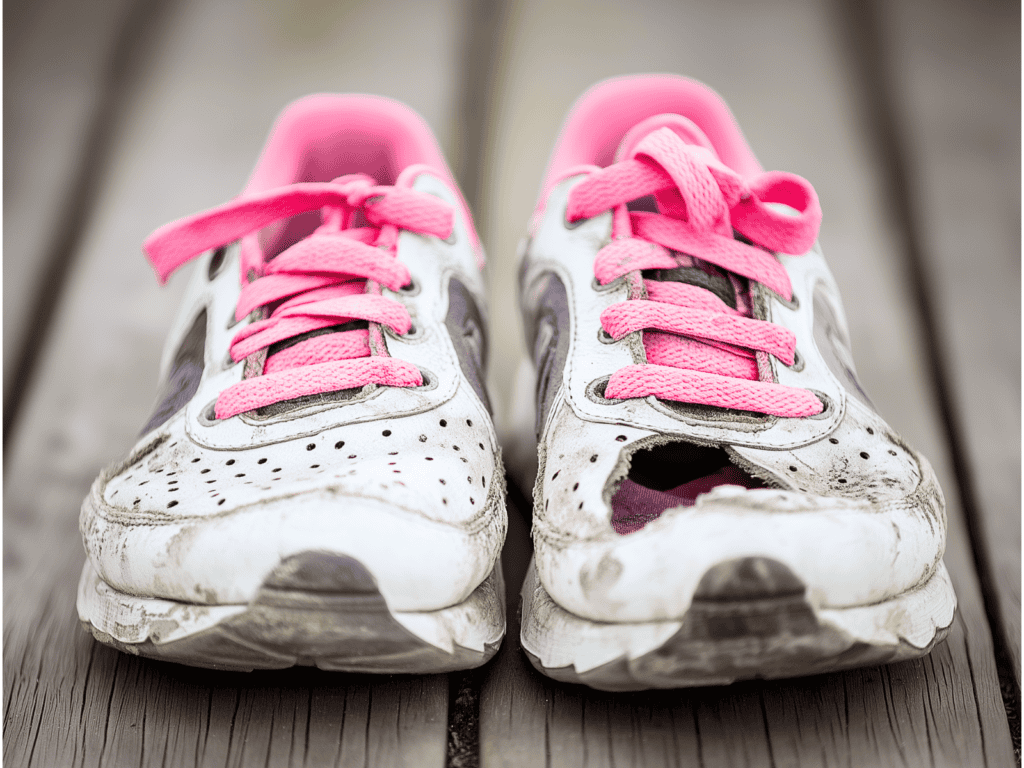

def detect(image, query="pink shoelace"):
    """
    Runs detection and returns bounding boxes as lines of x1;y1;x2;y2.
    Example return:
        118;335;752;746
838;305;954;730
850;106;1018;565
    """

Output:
567;126;824;417
144;169;453;419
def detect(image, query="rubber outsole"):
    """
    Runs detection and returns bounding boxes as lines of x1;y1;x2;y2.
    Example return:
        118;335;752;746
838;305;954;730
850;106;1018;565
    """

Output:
78;551;505;673
520;557;956;691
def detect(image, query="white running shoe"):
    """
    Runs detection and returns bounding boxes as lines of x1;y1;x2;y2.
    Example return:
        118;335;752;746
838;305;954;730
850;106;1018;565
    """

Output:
77;95;506;672
516;75;955;690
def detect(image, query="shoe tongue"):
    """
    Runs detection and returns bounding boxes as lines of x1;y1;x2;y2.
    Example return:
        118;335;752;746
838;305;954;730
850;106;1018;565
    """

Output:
614;113;719;162
616;114;737;309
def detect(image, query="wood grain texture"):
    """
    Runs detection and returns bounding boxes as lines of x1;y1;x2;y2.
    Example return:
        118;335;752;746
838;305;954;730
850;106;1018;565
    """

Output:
2;0;138;409
478;0;1015;764
3;537;448;768
4;0;465;765
875;0;1021;682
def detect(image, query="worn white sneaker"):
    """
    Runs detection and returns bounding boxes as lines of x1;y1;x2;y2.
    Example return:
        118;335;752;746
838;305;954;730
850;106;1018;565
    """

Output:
516;75;955;690
77;95;506;672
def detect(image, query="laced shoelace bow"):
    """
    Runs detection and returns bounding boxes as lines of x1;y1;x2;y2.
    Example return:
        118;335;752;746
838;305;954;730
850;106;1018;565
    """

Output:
566;127;823;417
144;172;453;419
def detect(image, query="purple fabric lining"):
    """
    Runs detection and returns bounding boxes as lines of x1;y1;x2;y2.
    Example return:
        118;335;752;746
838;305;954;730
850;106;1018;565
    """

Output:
610;465;763;534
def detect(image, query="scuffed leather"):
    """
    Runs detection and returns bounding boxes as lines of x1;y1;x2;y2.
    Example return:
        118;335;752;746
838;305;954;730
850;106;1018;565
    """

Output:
80;172;507;613
522;175;948;624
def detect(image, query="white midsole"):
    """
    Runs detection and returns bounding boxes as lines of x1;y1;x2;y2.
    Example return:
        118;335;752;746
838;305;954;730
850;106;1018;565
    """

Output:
78;559;506;655
520;558;956;674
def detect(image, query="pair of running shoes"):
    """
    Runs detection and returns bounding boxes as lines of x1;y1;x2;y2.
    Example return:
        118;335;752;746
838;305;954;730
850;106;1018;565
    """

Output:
77;75;956;691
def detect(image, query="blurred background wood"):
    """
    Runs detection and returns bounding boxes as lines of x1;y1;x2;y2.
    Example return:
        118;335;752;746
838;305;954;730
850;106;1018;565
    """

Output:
873;0;1021;684
3;0;1018;765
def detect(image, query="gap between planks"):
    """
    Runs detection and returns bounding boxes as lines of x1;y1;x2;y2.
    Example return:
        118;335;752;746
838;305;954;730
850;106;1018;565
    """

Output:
835;0;1020;754
2;0;177;450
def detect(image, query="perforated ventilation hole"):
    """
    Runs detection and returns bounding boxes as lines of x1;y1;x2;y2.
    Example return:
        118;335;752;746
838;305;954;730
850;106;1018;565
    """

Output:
218;499;226;506
311;464;320;469
552;470;560;480
167;501;178;508
440;419;447;427
590;455;598;463
573;483;579;491
226;459;235;465
829;438;839;445
257;458;267;464
191;458;201;463
466;419;473;426
272;468;281;473
307;443;316;451
419;435;428;442
615;435;627;442
335;441;345;449
888;449;897;456
383;430;391;437
789;466;798;472
860;452;870;459
867;427;875;435
837;478;848;484
453;445;460;451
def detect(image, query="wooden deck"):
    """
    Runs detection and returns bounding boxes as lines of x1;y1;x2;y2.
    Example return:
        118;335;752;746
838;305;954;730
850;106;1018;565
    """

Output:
3;0;1019;765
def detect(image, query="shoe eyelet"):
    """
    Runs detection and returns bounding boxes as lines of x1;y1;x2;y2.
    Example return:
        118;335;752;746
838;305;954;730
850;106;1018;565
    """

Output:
784;348;805;372
222;349;238;371
444;230;457;245
807;390;833;420
226;310;243;330
399;278;421;296
586;376;622;404
591;275;624;293
385;322;424;342
415;367;439;391
774;290;800;311
598;328;616;344
207;246;227;280
564;199;587;230
198;399;221;426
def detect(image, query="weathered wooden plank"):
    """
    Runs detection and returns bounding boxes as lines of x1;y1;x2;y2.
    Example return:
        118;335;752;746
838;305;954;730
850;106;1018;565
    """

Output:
3;0;465;765
2;0;140;417
3;538;449;768
477;0;1015;765
874;0;1021;682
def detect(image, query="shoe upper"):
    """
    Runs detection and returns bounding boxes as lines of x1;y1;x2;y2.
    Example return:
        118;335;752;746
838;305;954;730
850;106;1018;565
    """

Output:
80;95;506;613
519;75;946;623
